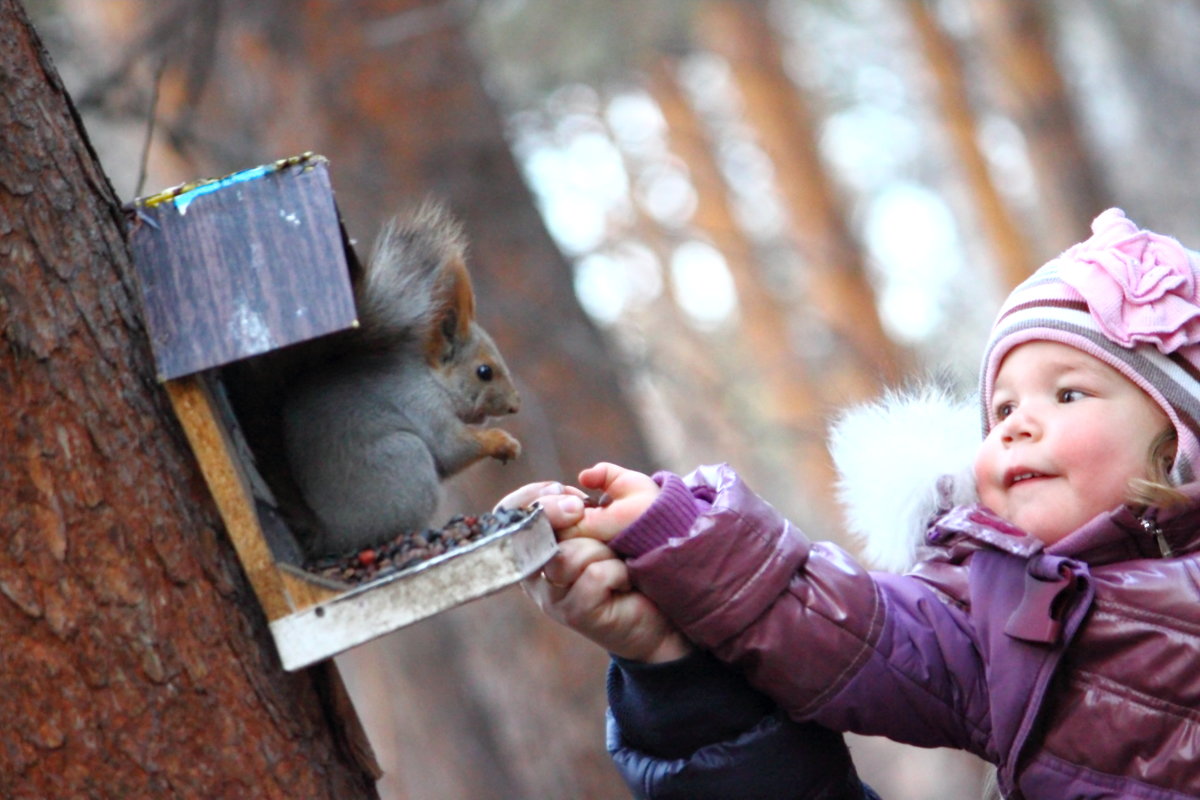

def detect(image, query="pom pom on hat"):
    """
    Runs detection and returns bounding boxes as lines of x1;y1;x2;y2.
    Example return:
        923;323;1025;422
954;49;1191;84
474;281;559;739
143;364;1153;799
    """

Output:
981;209;1200;484
830;386;980;572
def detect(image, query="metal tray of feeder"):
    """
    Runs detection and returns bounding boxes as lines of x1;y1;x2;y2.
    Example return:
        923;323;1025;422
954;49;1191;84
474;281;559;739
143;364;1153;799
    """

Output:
270;509;556;671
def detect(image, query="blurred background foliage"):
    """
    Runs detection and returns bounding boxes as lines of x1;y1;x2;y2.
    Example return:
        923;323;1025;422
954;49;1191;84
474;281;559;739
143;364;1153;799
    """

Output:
25;0;1200;797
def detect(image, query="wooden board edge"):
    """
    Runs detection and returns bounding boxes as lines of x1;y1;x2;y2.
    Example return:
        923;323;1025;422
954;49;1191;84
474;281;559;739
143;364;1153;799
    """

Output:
164;375;292;621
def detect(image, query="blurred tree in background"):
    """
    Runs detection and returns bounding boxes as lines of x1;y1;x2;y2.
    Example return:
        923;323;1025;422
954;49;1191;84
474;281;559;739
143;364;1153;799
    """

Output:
13;0;1200;797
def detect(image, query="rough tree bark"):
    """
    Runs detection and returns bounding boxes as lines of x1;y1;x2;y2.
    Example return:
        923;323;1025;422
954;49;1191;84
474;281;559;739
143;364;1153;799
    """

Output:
0;2;379;796
67;1;653;797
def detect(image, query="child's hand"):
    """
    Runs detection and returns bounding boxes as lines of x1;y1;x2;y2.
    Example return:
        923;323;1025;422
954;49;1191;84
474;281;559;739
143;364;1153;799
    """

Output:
495;480;587;514
497;465;661;544
495;480;594;542
555;462;662;543
523;536;693;664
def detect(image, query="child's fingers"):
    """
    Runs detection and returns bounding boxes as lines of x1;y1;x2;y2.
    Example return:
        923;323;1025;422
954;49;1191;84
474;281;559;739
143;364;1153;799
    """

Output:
578;462;660;500
494;480;586;512
564;558;634;609
555;463;660;543
494;480;557;510
538;495;587;532
529;553;633;631
521;538;625;618
541;537;617;587
578;462;624;492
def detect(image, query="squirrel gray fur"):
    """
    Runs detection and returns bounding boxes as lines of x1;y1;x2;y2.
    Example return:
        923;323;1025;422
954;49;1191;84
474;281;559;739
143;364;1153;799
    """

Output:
281;202;521;558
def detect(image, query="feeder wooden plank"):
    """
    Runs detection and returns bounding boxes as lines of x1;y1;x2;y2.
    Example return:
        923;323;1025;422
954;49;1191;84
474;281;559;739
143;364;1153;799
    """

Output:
128;155;357;381
164;374;291;621
165;379;381;773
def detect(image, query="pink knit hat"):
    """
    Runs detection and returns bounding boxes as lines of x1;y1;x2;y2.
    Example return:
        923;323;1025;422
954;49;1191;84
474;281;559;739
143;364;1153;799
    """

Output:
981;208;1200;484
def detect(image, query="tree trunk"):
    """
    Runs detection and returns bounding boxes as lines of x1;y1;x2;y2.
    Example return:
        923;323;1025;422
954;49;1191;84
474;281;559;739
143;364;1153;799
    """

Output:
971;0;1109;249
0;2;378;796
68;1;651;796
697;0;905;392
905;0;1035;290
646;56;840;525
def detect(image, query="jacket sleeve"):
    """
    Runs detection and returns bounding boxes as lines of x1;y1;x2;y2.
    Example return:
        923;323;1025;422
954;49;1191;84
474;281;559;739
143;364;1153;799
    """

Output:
606;651;881;800
614;464;989;754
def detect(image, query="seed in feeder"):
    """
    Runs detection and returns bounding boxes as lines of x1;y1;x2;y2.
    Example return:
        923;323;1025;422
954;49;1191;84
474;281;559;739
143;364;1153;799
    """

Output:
306;507;536;585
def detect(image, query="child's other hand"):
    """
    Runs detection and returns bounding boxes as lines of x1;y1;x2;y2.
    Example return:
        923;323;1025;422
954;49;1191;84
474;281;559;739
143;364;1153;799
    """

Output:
555;462;661;544
523;537;692;664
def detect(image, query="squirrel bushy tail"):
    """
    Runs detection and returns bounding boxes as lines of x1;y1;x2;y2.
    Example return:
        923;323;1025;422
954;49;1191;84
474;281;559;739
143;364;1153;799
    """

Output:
353;202;473;357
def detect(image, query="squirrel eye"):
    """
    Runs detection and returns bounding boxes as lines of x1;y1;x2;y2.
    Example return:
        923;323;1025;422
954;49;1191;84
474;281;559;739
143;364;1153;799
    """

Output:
476;364;494;382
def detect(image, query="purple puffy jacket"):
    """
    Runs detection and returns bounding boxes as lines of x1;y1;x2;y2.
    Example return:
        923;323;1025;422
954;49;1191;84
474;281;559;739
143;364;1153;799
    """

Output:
613;463;1200;800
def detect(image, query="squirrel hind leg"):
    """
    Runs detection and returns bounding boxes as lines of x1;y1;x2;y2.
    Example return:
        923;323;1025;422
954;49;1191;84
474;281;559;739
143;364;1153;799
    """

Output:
289;429;443;557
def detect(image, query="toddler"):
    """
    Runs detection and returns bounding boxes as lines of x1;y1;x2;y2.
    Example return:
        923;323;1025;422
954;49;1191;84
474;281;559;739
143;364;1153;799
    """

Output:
506;209;1200;799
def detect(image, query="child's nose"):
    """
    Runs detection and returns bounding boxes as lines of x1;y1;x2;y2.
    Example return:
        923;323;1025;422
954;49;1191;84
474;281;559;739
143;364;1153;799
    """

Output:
1000;406;1042;444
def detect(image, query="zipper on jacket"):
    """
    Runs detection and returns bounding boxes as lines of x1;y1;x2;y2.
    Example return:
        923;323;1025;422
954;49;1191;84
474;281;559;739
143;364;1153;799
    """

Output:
1139;515;1173;558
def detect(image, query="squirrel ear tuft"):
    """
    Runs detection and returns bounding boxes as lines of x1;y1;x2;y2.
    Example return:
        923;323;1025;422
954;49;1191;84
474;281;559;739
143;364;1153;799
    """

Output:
444;255;476;340
425;257;475;365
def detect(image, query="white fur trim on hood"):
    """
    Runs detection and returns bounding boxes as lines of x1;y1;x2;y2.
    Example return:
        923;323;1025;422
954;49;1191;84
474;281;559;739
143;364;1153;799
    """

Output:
828;386;980;573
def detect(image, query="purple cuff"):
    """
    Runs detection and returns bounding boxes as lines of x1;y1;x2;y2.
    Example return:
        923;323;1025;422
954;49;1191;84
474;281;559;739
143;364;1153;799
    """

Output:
611;471;708;558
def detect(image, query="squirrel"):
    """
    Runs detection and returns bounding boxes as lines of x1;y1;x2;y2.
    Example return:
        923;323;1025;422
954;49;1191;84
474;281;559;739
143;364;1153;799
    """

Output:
279;202;521;558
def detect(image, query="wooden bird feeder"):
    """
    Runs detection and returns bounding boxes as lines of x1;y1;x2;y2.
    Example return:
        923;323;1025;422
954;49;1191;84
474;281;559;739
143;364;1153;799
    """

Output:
124;153;555;672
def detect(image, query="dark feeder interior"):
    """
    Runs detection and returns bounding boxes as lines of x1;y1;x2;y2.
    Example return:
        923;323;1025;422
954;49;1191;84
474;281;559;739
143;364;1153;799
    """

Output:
124;153;555;672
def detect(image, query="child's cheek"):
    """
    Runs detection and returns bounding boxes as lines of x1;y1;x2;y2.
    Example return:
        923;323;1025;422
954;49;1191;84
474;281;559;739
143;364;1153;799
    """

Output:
973;440;1004;513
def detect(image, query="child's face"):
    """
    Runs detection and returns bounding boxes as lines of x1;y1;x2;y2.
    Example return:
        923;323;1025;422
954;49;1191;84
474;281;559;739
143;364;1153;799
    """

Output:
975;341;1170;545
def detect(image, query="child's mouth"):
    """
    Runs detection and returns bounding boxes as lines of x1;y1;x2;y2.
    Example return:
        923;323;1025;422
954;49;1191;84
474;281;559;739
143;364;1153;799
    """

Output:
1007;470;1049;487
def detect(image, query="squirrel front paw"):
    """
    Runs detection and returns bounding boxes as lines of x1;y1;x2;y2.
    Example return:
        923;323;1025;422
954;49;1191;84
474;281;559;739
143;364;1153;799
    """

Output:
480;428;521;463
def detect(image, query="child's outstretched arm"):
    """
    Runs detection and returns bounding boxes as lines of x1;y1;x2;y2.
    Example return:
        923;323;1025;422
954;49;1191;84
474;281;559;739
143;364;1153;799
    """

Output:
500;478;882;800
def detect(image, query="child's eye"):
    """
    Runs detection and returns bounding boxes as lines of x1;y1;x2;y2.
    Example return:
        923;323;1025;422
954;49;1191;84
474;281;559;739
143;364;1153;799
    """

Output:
1058;388;1085;403
996;402;1015;420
